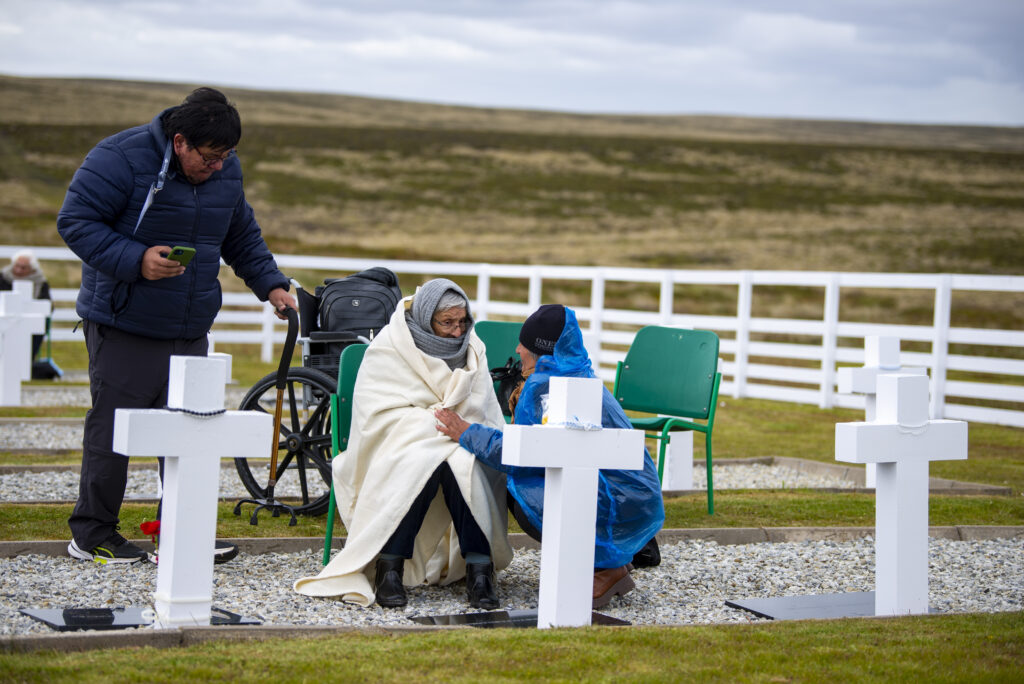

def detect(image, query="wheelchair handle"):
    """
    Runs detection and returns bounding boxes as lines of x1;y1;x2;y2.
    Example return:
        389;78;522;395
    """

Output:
276;307;299;390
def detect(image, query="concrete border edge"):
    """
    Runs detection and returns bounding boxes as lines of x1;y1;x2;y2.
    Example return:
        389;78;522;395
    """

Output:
4;526;1023;559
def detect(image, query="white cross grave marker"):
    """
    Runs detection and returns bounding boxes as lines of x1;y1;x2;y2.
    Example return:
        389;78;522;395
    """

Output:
502;376;645;628
836;337;927;488
835;373;967;616
661;432;694;491
113;355;272;628
0;281;51;405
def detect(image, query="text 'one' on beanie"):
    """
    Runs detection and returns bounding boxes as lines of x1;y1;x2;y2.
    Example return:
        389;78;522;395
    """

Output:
519;304;565;356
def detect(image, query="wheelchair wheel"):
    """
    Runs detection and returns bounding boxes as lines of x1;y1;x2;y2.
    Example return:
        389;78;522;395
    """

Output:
234;366;336;516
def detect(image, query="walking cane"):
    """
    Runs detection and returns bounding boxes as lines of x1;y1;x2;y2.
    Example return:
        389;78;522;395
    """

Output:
233;306;300;525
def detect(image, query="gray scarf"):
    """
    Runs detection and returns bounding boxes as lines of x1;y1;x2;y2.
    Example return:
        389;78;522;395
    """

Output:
405;279;473;370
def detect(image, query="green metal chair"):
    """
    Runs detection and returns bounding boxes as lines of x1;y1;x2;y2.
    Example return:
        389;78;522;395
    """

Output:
475;320;522;369
322;343;367;566
474;320;523;421
612;326;722;514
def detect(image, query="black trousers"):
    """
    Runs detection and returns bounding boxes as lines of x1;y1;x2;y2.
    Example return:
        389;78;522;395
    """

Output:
381;462;491;559
508;496;542;543
68;321;207;551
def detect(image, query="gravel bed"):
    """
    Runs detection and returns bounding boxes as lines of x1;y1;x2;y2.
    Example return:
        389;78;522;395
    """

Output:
0;462;852;503
19;386;251;409
0;467;330;502
1;536;1020;636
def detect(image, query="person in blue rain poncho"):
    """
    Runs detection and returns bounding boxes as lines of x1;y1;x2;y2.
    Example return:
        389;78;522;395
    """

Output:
435;304;665;607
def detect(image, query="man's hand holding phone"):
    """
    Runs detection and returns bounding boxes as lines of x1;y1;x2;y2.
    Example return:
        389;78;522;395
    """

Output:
142;245;190;281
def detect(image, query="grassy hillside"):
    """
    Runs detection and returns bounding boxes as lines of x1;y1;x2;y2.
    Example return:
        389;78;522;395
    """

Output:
2;74;1023;278
4;75;1023;149
2;74;1023;342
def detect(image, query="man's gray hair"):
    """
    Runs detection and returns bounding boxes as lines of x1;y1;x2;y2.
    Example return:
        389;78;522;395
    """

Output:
435;290;468;314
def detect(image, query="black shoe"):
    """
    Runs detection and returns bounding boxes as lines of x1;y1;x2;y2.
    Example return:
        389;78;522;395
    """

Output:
466;561;499;610
68;532;146;565
631;536;661;568
374;557;407;608
214;540;239;564
148;540;239;565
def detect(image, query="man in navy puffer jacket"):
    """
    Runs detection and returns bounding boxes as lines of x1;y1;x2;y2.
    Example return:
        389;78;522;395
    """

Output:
58;87;296;565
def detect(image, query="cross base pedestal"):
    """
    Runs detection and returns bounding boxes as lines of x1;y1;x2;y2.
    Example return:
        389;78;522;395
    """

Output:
20;606;261;631
726;592;939;621
410;609;630;629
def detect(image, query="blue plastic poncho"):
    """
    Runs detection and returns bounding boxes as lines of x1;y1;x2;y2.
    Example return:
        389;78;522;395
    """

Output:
459;307;665;568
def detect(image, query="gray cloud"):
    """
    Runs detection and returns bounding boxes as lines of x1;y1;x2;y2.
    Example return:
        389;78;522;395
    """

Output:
0;0;1021;124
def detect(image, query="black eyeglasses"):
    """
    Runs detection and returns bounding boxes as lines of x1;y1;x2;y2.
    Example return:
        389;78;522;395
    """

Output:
190;142;235;167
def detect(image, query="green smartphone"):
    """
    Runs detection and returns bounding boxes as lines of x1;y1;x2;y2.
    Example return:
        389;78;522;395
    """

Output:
166;246;196;267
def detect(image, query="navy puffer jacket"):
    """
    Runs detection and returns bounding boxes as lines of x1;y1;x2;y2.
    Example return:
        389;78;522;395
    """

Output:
57;109;288;340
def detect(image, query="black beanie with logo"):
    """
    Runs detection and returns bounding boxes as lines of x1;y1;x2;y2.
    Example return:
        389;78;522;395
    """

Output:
519;304;565;357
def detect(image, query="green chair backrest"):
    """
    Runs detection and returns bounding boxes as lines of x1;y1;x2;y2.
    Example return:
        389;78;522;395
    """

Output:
615;327;720;420
475;320;522;370
324;343;367;566
335;344;367;453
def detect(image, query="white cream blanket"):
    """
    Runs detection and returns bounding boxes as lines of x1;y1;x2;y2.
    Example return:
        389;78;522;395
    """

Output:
293;298;512;605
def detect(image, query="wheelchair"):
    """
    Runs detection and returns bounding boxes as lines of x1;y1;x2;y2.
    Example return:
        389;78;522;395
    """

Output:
233;282;370;518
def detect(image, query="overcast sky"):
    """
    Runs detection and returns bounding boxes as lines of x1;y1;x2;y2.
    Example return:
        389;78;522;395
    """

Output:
1;0;1022;126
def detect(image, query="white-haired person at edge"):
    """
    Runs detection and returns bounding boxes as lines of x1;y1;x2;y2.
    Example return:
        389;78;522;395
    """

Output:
294;279;513;609
0;249;51;361
435;304;665;608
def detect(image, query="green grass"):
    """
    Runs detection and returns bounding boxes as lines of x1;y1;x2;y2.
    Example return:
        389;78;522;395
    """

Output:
0;503;328;541
708;397;1024;495
0;451;91;466
0;406;88;419
664;491;1024;528
36;341;282;389
1;612;1021;682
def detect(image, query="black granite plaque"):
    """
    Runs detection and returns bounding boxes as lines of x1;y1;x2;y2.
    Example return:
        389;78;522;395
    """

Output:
410;609;630;628
20;606;261;631
725;592;927;620
726;592;878;620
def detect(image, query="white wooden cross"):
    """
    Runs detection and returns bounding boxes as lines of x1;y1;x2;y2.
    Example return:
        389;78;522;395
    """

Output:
113;355;272;628
836;337;927;488
0;281;51;406
502;377;645;628
835;373;967;616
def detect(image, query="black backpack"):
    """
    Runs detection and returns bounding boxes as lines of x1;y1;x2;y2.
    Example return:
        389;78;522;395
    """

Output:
489;356;524;417
316;267;402;341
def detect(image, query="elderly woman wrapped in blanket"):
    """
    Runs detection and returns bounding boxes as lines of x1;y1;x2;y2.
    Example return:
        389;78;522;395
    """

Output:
435;304;665;608
294;279;513;609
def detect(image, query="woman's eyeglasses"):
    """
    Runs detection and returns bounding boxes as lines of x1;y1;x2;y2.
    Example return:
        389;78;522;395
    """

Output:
432;317;469;331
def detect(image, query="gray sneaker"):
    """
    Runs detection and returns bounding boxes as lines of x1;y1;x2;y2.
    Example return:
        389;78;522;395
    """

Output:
68;532;147;565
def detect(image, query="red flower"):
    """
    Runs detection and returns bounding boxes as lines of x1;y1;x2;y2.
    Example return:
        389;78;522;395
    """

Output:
139;520;160;541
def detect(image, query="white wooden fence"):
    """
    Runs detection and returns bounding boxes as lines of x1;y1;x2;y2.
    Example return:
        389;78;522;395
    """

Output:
7;246;1024;427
